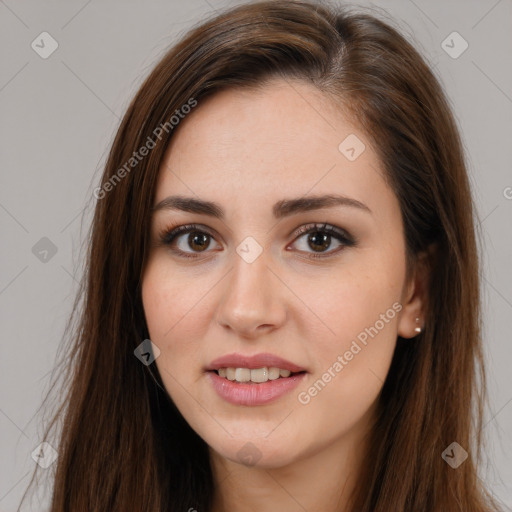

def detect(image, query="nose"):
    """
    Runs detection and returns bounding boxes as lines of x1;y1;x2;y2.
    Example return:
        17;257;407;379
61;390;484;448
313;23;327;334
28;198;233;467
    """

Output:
214;248;287;339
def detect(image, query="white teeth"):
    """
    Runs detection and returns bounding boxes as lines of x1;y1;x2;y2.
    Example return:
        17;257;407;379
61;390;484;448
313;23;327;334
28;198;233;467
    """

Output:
216;366;298;383
268;367;280;380
235;368;251;382
250;367;268;383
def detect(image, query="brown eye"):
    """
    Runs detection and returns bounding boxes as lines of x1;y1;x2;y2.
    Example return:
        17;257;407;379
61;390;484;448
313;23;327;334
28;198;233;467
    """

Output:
186;232;211;252
290;223;356;259
306;231;332;252
159;224;220;259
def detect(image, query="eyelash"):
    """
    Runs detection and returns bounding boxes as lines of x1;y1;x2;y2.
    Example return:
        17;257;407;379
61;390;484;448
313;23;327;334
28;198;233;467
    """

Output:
157;222;356;261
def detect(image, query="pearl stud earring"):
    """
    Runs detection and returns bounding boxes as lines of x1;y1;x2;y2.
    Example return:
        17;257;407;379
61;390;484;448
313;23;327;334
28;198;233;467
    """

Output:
414;317;422;334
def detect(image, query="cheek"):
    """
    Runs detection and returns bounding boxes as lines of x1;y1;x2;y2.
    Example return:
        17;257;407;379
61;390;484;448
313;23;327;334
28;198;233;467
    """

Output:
297;252;404;413
142;258;217;402
142;268;216;442
142;257;209;342
310;250;404;347
142;260;197;370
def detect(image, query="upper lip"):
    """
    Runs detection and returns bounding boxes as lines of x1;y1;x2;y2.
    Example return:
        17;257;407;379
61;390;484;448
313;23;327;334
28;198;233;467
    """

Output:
205;352;306;373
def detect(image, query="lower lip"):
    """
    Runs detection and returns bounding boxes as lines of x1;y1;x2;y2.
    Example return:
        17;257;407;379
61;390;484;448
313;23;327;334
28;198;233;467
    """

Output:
207;371;307;406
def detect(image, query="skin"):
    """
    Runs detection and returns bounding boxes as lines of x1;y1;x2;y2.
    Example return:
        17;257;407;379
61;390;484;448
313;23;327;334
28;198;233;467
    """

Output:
142;78;428;511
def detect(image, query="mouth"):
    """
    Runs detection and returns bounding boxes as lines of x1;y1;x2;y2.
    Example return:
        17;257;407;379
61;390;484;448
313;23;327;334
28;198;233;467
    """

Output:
209;367;307;384
205;352;308;405
207;368;307;406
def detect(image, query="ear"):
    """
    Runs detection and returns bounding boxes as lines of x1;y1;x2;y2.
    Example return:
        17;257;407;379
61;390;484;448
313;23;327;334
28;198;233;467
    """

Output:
397;247;433;339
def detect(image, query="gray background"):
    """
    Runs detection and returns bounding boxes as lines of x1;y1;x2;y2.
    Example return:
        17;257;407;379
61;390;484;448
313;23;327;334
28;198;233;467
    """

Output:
0;0;511;510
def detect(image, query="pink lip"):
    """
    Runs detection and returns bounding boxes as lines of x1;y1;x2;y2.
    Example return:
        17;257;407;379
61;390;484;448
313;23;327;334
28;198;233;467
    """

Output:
207;371;307;406
205;352;306;372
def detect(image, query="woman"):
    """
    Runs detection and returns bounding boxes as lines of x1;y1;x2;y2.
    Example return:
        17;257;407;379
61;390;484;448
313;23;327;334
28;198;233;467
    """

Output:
23;1;505;510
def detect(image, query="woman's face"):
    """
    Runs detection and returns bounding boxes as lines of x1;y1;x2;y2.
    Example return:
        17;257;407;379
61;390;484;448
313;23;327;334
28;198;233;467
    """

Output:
142;78;420;469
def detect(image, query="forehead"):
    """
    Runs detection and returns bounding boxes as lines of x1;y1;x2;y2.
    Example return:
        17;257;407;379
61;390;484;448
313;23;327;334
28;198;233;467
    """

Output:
155;79;394;221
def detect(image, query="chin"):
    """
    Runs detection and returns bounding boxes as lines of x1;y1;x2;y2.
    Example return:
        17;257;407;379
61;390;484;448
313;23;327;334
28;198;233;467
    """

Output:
207;433;301;469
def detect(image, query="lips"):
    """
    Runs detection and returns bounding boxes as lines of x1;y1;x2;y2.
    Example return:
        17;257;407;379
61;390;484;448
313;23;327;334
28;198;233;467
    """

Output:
205;352;306;373
207;371;307;406
205;352;308;405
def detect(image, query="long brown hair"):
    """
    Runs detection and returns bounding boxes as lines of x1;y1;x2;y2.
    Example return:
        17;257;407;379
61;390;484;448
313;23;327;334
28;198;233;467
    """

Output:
21;1;503;510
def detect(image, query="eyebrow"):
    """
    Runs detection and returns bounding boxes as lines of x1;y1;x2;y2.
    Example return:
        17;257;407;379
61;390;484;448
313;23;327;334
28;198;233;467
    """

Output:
152;194;372;219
